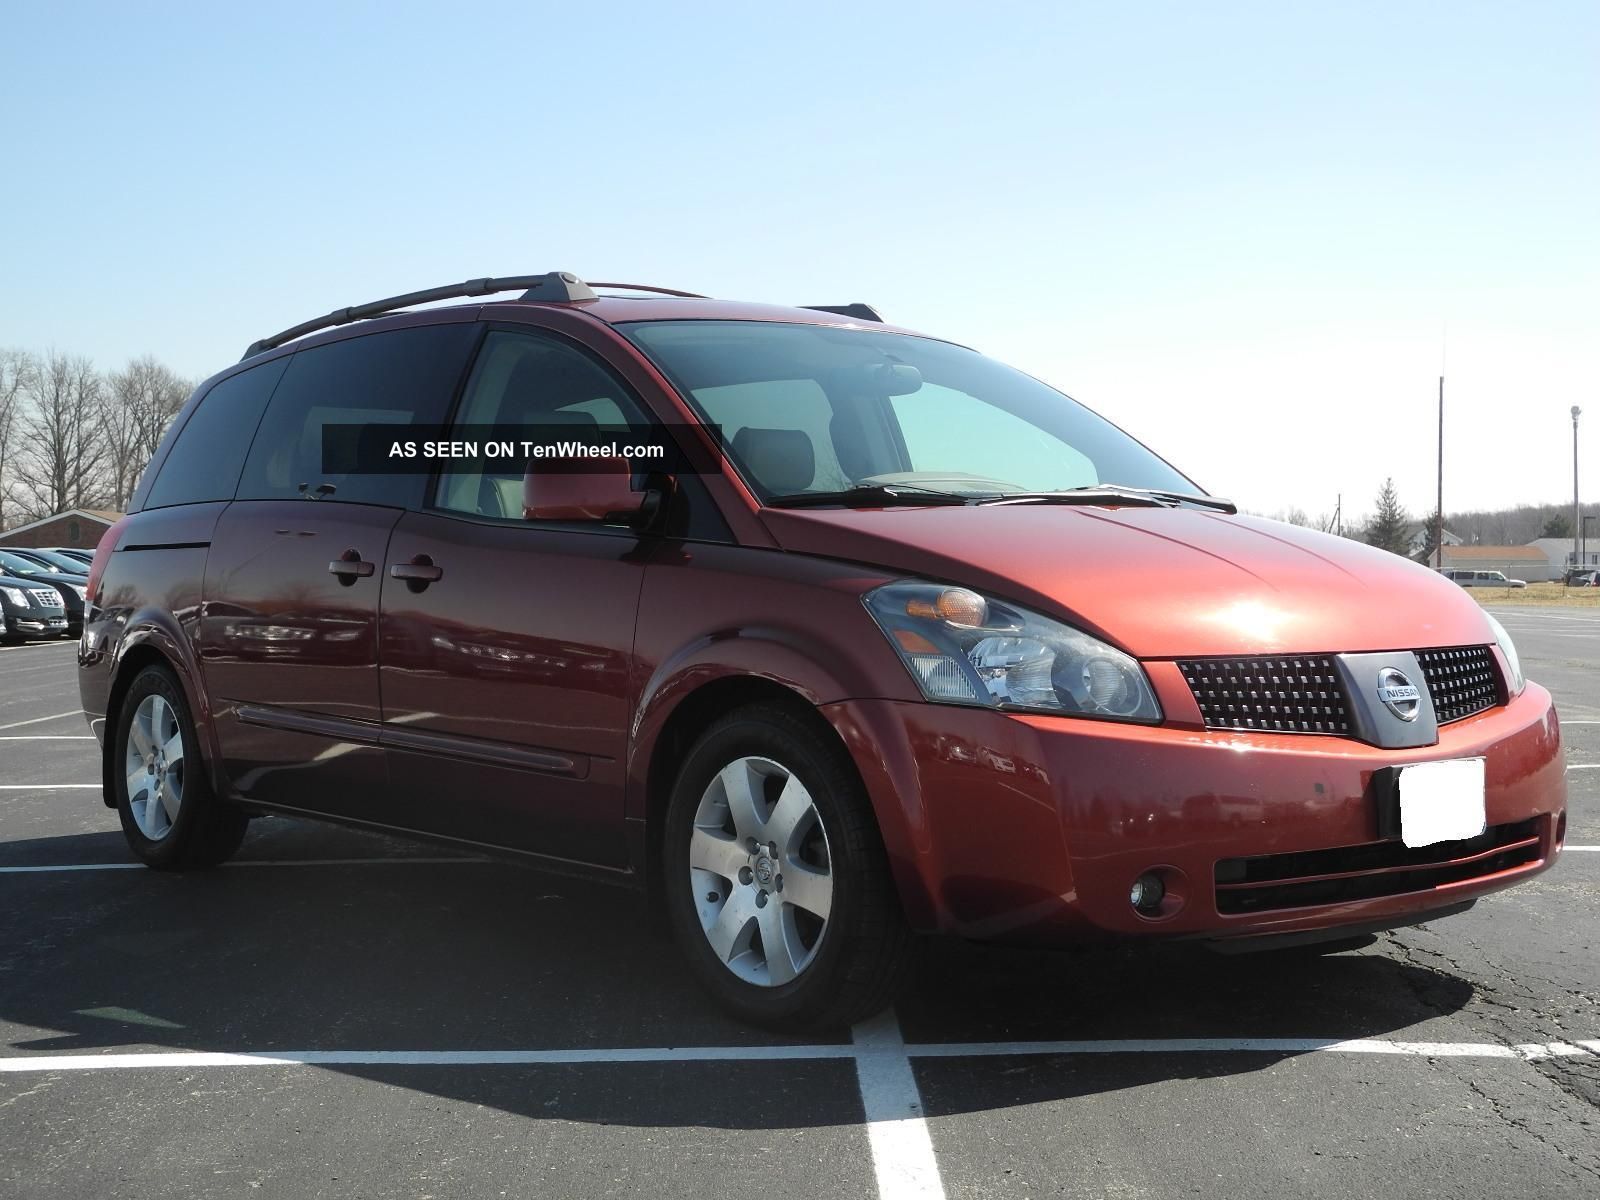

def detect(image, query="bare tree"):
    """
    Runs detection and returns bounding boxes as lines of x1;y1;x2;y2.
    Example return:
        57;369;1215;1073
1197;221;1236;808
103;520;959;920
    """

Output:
12;350;107;519
0;349;31;530
102;355;190;509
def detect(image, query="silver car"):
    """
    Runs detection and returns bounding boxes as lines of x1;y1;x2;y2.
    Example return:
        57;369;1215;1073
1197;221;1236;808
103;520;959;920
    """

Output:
1442;569;1528;589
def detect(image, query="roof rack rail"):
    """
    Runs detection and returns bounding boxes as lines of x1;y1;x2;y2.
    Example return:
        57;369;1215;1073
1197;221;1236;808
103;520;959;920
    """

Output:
802;303;883;322
241;271;600;359
588;282;709;299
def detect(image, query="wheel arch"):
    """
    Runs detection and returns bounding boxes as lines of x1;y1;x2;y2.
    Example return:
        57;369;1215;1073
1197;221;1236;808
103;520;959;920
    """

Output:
101;619;218;809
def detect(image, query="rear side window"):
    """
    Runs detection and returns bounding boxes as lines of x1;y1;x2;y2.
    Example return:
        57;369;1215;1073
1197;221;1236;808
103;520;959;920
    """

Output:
236;323;477;508
144;358;288;509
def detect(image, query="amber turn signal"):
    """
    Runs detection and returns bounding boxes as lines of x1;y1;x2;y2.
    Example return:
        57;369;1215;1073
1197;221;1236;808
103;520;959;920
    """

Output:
905;587;988;627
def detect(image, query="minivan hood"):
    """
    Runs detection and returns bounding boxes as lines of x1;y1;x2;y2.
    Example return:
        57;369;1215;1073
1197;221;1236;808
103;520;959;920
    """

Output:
759;504;1497;658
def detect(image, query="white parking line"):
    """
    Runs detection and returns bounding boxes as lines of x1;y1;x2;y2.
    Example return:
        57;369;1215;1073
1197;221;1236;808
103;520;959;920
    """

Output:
853;1011;947;1200
0;711;84;731
0;1035;1592;1075
0;1046;857;1072
0;784;99;790
0;735;93;740
1568;764;1599;771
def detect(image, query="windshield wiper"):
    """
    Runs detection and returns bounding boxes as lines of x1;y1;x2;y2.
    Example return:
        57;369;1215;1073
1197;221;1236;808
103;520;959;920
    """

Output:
979;484;1237;513
766;484;973;509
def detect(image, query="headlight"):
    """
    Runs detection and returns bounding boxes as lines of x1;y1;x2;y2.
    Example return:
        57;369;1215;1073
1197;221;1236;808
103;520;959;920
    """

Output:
1484;612;1524;696
1;586;27;607
863;581;1162;722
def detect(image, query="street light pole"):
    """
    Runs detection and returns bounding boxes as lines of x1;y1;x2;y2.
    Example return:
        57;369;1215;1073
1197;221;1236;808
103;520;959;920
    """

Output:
1435;376;1444;569
1574;406;1583;575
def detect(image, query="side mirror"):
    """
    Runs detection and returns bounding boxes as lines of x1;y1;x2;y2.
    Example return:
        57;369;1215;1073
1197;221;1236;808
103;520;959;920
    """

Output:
522;455;646;524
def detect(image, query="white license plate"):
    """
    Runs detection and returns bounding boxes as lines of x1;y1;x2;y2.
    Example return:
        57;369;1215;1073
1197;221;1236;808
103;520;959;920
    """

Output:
1398;758;1486;848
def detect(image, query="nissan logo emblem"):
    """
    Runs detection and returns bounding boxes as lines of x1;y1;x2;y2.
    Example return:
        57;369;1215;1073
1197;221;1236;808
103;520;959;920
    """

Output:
1376;667;1421;722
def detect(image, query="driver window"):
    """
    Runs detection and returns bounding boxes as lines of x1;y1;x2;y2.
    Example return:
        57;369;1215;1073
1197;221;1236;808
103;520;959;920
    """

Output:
436;330;650;520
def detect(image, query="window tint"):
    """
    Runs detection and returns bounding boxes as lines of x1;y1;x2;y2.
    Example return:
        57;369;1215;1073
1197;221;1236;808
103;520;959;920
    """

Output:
144;358;288;509
237;323;477;508
435;329;653;521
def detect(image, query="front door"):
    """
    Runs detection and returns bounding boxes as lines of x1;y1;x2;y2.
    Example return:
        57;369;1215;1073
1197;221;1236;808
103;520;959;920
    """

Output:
376;327;655;866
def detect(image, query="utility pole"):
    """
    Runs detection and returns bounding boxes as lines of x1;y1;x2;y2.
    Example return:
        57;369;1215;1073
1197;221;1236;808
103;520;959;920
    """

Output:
1435;376;1444;569
1574;406;1583;576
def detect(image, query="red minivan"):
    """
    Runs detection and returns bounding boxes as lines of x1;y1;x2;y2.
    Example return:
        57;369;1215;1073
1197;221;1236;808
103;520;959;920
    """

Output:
80;272;1568;1029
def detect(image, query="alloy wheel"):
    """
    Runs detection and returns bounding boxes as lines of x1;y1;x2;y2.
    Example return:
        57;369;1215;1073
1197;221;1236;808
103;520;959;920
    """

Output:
687;755;833;986
124;692;184;841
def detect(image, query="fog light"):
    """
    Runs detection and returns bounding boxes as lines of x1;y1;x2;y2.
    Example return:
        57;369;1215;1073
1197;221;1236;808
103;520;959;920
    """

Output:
1130;872;1165;913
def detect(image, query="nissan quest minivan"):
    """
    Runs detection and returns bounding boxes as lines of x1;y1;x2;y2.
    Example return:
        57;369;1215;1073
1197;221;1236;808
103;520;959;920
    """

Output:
80;272;1568;1029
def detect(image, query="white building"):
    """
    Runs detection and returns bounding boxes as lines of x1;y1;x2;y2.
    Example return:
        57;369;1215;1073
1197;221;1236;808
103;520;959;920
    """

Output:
1406;523;1463;557
1526;537;1600;577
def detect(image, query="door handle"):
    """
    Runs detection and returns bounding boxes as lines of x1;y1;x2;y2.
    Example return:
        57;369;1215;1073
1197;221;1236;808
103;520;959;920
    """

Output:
390;554;443;592
328;550;375;585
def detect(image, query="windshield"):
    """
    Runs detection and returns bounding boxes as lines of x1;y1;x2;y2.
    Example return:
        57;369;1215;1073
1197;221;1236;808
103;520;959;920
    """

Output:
623;320;1196;502
0;551;52;574
19;549;86;573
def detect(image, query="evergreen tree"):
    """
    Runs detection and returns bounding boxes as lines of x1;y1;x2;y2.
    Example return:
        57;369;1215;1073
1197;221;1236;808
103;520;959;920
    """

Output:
1415;509;1446;563
1365;478;1410;555
1541;512;1572;539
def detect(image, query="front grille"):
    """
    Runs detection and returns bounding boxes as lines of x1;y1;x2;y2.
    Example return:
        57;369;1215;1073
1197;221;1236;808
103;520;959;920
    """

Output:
1213;818;1541;914
1415;646;1499;724
1180;644;1504;735
1178;656;1351;734
27;588;61;609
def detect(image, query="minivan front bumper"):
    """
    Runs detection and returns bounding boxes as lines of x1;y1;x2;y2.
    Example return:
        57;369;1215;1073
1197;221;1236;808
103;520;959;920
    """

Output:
823;681;1565;944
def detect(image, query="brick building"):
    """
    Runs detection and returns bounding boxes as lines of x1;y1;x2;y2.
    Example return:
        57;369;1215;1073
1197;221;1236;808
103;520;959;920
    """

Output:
0;508;121;550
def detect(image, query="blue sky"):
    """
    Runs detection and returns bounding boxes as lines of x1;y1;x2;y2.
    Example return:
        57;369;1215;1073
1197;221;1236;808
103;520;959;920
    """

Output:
2;1;1595;520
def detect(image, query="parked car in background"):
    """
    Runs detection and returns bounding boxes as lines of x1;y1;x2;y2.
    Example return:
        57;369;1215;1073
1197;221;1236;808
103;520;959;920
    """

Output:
79;271;1569;1029
1564;569;1599;588
0;572;69;642
1442;569;1528;589
9;547;96;575
42;547;96;569
0;550;86;636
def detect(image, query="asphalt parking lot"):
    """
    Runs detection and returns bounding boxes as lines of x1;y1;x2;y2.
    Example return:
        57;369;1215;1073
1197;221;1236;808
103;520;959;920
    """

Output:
0;610;1596;1199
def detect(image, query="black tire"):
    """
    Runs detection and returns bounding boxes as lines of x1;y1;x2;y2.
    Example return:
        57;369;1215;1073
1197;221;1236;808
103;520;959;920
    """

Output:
113;665;248;870
663;703;911;1030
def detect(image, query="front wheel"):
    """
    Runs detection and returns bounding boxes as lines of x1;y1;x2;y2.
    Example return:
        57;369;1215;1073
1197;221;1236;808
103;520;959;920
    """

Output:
113;666;248;869
663;704;911;1030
